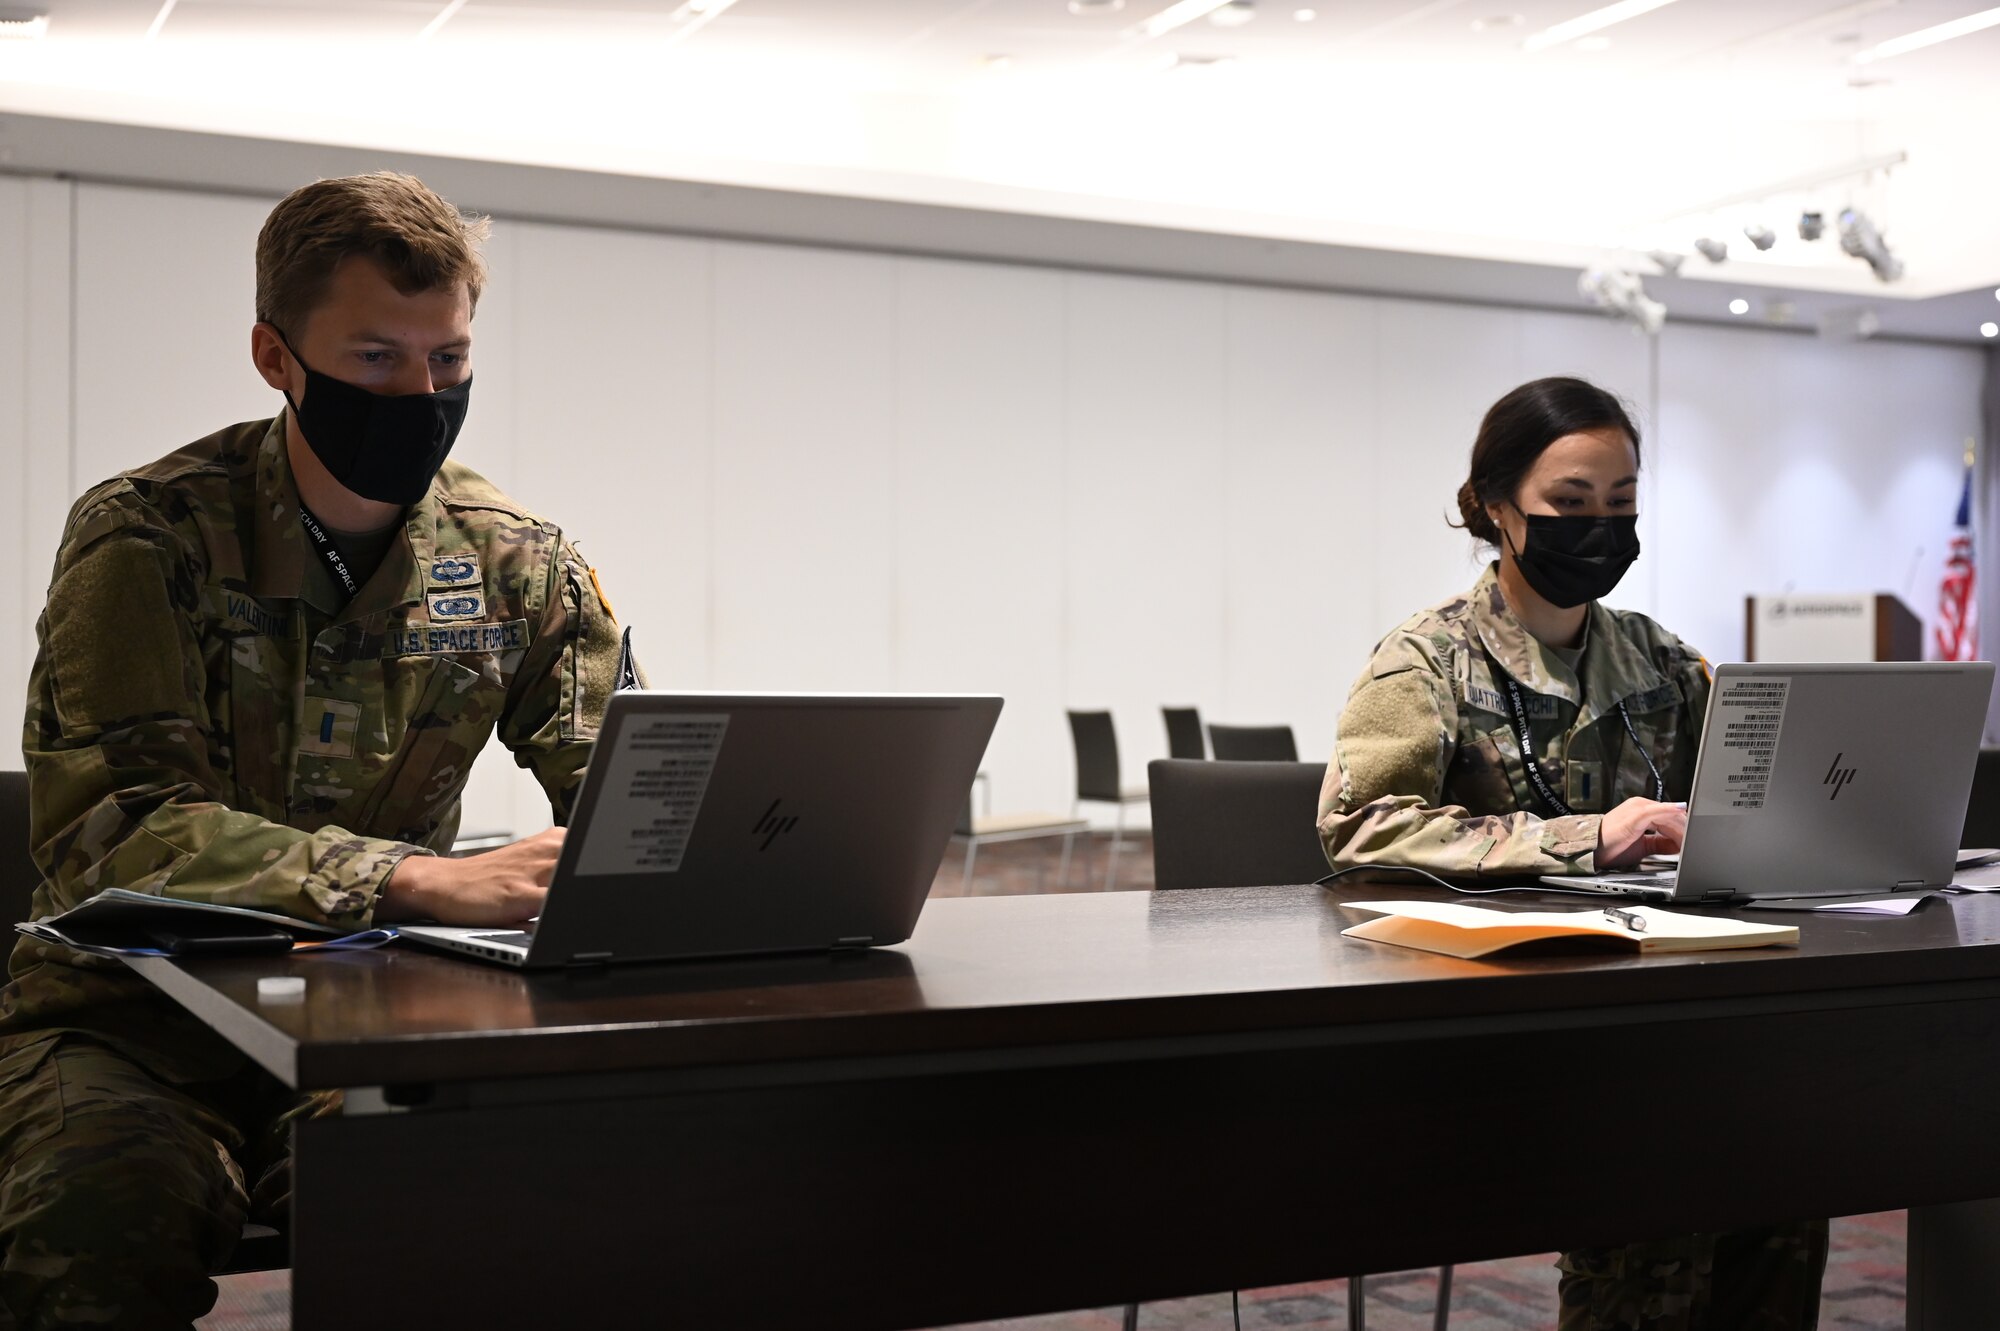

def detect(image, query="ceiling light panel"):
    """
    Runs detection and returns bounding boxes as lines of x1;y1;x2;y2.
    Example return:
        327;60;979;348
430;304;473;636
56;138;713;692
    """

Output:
1522;0;1682;53
1130;0;1237;40
1854;4;2000;62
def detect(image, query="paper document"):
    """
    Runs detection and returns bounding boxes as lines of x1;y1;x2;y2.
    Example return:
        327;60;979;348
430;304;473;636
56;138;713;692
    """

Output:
1340;900;1797;959
1741;892;1934;915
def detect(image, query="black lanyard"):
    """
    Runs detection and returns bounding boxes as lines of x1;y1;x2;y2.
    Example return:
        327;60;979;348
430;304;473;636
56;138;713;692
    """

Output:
1500;673;1665;817
298;506;360;599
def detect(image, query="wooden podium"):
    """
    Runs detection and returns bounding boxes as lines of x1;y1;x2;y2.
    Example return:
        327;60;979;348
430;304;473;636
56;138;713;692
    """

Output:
1744;593;1923;662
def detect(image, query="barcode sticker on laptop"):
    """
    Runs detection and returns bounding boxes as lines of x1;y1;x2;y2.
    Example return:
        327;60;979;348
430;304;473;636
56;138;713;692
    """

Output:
573;713;730;876
1708;676;1789;815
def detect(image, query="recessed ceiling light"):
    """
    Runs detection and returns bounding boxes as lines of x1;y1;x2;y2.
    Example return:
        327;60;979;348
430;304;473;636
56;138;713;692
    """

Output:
1068;0;1125;13
1729;299;1750;316
0;9;48;39
1574;34;1612;50
1209;0;1256;27
1983;322;2000;339
1293;7;1317;20
1470;14;1526;31
1523;0;1682;54
1992;288;1999;302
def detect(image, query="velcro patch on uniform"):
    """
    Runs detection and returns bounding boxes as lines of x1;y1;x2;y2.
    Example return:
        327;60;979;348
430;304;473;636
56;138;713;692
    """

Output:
201;587;293;640
1624;682;1683;713
1465;681;1560;719
427;589;486;622
385;620;530;656
301;698;361;758
428;555;480;587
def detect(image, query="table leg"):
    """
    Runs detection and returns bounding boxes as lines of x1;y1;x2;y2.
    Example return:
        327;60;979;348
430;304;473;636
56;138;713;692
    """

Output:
1908;1198;2000;1329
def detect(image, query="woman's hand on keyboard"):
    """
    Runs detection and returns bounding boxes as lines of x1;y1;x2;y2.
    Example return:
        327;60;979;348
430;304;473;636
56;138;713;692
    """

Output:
1597;798;1689;869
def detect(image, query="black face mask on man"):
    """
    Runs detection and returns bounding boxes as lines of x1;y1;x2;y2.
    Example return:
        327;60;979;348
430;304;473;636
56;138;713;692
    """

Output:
277;332;471;507
1506;512;1641;609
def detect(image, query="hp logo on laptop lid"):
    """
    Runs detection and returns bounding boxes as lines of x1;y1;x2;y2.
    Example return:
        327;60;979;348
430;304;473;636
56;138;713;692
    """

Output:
752;800;801;850
1824;753;1858;800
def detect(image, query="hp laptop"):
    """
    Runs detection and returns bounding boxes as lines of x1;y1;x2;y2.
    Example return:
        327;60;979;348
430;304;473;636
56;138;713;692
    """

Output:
1547;661;1992;903
399;691;1001;967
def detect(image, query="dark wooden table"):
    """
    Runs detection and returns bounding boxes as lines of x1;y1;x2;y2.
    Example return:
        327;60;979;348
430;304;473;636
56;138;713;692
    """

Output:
127;883;2000;1330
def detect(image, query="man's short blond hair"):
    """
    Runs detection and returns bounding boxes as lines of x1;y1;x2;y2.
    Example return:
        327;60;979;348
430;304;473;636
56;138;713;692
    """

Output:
256;172;490;336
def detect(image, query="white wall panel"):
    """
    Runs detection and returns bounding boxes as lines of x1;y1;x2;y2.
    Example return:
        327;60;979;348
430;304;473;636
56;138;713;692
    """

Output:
1063;271;1229;806
71;184;275;485
0;178;29;765
1219;287;1379;773
3;179;75;771
894;257;1070;814
1371;301;1525;638
710;241;897;690
1656;326;1983;663
476;221;716;837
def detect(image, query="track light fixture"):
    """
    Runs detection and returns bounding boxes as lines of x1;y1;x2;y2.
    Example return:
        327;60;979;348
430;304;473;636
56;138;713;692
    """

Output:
1579;267;1666;336
1837;208;1903;282
1693;237;1728;264
1797;211;1825;241
1744;224;1777;251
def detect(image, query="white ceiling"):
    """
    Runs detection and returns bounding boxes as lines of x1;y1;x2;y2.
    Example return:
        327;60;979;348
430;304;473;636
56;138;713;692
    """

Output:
3;1;1998;340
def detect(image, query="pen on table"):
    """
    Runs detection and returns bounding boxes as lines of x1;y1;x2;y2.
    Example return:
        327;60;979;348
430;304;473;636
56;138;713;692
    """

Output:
1603;906;1648;933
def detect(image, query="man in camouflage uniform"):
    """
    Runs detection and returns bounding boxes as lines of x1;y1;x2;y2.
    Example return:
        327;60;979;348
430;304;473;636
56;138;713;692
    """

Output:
0;173;628;1329
1320;564;1827;1331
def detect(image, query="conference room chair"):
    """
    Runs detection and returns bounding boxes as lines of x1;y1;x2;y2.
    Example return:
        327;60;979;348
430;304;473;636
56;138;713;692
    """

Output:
1066;710;1150;890
947;795;1089;895
0;769;292;1276
1206;722;1299;763
1142;758;1452;1331
1962;748;2000;848
1162;706;1207;761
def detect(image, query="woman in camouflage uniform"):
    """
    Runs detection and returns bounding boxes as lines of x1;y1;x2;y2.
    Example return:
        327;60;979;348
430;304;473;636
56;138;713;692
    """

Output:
1317;377;1827;1330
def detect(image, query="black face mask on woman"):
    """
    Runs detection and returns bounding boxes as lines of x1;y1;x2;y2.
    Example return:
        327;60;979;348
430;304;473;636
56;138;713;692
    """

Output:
1507;513;1641;609
278;332;471;506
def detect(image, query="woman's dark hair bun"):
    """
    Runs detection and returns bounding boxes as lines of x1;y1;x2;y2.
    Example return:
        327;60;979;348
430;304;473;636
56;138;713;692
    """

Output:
1455;479;1500;545
1449;377;1640;546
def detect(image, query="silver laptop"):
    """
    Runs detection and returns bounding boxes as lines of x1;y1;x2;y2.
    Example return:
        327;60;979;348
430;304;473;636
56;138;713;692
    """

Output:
1547;661;1992;903
399;691;1001;967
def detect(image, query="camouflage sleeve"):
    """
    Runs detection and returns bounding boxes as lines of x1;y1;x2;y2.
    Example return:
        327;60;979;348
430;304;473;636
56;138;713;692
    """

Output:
495;537;633;824
1317;642;1601;878
23;493;427;929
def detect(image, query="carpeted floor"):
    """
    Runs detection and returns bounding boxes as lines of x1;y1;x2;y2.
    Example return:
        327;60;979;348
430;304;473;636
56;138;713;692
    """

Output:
197;838;1912;1330
199;1210;1906;1329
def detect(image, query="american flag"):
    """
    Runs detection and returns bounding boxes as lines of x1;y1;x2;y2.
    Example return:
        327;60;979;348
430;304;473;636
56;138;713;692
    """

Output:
1936;461;1978;662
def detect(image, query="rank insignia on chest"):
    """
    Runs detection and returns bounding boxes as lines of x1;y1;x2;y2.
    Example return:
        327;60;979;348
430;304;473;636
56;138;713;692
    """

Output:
428;555;480;587
428;589;486;622
300;698;360;759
